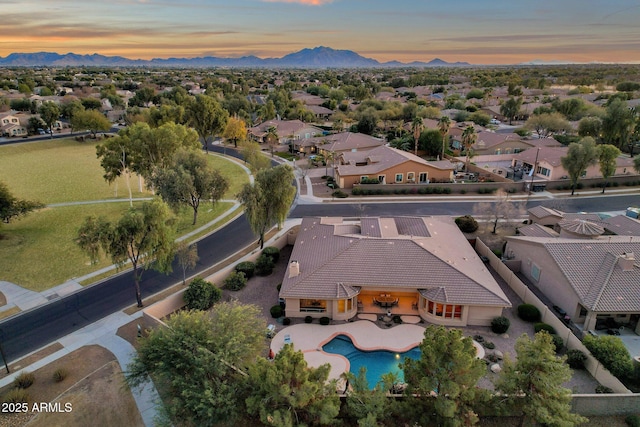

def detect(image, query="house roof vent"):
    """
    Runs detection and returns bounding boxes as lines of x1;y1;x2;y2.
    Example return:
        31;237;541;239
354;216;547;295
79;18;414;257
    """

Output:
288;260;300;278
618;252;635;271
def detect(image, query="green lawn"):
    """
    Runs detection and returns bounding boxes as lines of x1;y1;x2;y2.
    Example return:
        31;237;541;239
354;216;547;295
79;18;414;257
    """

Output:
0;138;249;290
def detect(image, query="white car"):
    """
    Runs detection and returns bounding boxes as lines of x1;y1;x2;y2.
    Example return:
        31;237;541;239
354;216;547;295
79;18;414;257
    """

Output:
490;118;501;125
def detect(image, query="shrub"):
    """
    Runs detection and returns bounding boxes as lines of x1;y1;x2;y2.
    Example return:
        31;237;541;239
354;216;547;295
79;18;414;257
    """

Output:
2;388;30;404
566;349;587;370
443;187;452;194
595;385;614;394
52;368;68;383
551;334;564;352
184;277;221;310
282;317;291;326
14;371;35;389
255;254;275;276
483;341;496;350
224;271;248;291
583;335;634;378
473;335;485;343
534;323;556;334
625;415;640;427
517;304;541;322
491;316;510;334
332;190;348;198
319;317;331;325
262;246;280;263
270;305;283;318
455;215;479;233
392;315;402;324
234;261;256;279
304;316;313;324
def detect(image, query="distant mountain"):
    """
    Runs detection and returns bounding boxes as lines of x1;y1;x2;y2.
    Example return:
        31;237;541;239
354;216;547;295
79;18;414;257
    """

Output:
0;46;470;68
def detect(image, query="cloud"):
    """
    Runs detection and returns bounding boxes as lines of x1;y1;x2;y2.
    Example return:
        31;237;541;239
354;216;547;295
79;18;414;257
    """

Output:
261;0;333;5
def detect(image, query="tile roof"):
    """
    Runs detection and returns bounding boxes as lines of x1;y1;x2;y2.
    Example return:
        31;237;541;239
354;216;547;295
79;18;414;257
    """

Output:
603;215;640;236
528;205;563;219
517;223;559;238
558;219;605;237
337;145;454;176
315;132;384;152
280;217;511;307
508;236;640;312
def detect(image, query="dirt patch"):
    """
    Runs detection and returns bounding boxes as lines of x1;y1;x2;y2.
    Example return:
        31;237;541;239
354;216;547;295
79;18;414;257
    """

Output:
0;343;64;380
116;320;148;350
0;345;142;427
0;292;6;307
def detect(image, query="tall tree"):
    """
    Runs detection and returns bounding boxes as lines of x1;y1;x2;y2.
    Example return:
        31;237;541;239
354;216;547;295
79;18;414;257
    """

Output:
401;325;486;427
126;304;266;425
578;116;602;139
60;99;85;134
240;140;271;172
38;101;61;138
0;180;44;226
245;344;341;427
150;149;229;225
560;136;598;195
71;109;112;138
438;115;451;158
176;241;199;285
237;164;296;248
341;367;390;426
461;125;477;172
495;332;588;427
76;199;175;307
601;98;635;149
473;188;526;234
186;94;228;152
222;116;247;150
500;97;522;125
525;112;571;138
411;116;424;155
96;134;136;206
266;125;279;157
597;144;621;193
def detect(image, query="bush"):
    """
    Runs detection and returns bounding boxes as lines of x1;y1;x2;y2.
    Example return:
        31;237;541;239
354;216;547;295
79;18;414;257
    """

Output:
332;190;348;198
534;323;556;334
583;335;634;378
224;271;248;291
52;368;68;383
234;261;256;279
595;385;614;394
491;316;510;334
14;371;35;389
483;341;496;349
566;349;587;370
551;334;564;352
282;317;291;326
2;388;30;404
455;215;479;233
319;317;330;325
304;316;313;324
625;414;640;427
473;335;485;343
184;277;222;310
270;305;283;318
392;315;402;324
255;254;275;276
517;304;541;322
262;246;280;263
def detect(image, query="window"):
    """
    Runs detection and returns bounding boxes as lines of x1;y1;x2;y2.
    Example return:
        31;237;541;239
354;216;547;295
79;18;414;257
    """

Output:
514;148;521;153
424;299;462;319
395;173;403;183
377;175;385;183
407;172;415;182
419;172;428;183
300;299;326;312
531;263;541;281
495;149;501;155
536;166;550;177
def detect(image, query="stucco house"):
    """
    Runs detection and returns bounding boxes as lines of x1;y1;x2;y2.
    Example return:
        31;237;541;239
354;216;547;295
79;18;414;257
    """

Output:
279;216;512;326
0;111;28;137
248;119;323;145
505;234;640;335
294;131;385;156
334;145;454;188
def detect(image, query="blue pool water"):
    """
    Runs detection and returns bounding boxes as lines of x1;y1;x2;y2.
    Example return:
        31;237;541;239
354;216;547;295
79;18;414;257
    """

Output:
322;335;420;388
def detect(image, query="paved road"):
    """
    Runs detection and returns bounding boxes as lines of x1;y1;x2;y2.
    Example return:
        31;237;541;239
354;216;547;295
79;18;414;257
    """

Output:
0;157;637;362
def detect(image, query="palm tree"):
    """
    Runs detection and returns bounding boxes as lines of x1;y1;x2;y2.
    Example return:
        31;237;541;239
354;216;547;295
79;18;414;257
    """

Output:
411;117;423;155
461;125;477;172
265;126;279;157
324;150;336;177
437;116;451;159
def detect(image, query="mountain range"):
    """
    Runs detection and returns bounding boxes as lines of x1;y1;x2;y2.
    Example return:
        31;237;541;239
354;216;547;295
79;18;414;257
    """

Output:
0;46;470;68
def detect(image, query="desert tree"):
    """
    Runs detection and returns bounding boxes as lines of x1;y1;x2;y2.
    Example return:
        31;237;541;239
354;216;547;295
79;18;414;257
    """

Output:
96;134;136;205
176;241;199;285
601;98;635;149
525;112;571;138
222;116;247;152
185;94;228;152
473;188;526;234
71;109;112;138
0;180;44;227
150;149;229;225
237;164;296;249
76;199;175;307
495;332;588;427
500;97;522;125
240;140;271;172
597;144;621;193
560;136;598;195
265;126;279;157
37;101;61;138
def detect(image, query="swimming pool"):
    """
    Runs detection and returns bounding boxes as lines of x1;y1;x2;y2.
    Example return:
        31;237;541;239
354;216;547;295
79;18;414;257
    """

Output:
322;334;420;388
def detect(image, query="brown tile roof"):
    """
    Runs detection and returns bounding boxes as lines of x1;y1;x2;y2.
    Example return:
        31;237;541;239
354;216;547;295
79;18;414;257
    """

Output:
337;146;453;176
558;219;605;237
517;223;559;238
528;205;563;219
508;236;640;312
314;132;384;152
473;132;522;150
280;217;511;307
602;215;640;236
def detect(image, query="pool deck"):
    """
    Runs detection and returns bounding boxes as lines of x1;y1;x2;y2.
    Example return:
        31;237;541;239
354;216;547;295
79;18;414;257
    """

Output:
271;321;426;380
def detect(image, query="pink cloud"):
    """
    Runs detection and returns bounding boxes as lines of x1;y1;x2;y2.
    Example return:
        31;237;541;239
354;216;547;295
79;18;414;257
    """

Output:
262;0;334;5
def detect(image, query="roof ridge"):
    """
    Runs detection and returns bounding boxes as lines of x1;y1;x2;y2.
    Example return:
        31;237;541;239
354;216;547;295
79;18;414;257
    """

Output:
589;252;620;310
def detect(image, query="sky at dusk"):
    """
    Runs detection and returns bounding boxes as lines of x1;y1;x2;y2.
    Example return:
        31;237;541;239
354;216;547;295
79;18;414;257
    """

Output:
3;0;640;64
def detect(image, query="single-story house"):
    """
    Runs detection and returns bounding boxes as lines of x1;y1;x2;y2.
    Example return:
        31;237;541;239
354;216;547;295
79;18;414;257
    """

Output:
505;234;640;335
248;119;323;145
294;132;385;156
334;145;455;188
279;216;512;326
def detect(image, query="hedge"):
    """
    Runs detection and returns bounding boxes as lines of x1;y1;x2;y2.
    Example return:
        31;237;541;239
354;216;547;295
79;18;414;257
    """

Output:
517;304;541;322
262;246;280;263
184;277;222;310
491;316;510;334
235;261;256;279
255;254;275;276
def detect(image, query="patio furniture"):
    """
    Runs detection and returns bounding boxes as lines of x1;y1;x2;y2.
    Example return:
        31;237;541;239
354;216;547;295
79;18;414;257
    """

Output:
284;334;292;344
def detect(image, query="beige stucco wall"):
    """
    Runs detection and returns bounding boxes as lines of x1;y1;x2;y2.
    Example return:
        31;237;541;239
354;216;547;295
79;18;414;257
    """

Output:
466;305;504;326
474;140;532;156
337;160;453;189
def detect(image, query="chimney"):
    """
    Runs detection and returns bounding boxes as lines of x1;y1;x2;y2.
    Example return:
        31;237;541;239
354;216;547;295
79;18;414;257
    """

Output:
618;252;635;271
288;260;300;278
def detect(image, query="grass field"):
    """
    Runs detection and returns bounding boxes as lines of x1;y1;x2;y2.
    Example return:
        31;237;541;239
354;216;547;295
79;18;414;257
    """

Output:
0;138;249;290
